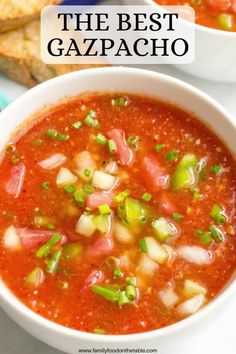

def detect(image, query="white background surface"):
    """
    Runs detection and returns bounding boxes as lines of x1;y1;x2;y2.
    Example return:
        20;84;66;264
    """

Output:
0;1;236;351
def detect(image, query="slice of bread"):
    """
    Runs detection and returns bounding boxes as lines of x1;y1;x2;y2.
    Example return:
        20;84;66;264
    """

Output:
0;20;107;87
0;0;62;33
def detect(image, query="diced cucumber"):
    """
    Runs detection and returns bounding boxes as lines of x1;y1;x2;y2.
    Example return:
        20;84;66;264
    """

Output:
152;217;177;241
93;214;110;233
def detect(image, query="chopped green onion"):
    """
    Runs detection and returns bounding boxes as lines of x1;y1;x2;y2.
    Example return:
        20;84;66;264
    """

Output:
33;138;43;147
194;229;203;237
108;139;117;153
126;277;137;286
41;181;50;190
118;291;130;306
96;133;107;145
172;213;183;222
166;150;178;162
98;204;111;215
92;285;119;302
118;292;129;306
127;135;140;149
84;115;94;126
142;193;152;202
84;184;94;195
114;190;131;203
139;238;148;253
113;268;122;278
87;109;96;117
46;128;58;138
200;232;212;245
36;233;62;258
93;214;110;233
74;188;86;206
126;285;136;300
105;256;120;268
46;249;62;274
71;121;82;130
47;223;55;230
63;243;83;260
112;97;127;107
209;225;224;243
154;143;165;152
84;110;99;127
93;328;105;334
211;204;227;225
64;184;75;194
57;133;70;142
84;169;91;177
211;164;222;175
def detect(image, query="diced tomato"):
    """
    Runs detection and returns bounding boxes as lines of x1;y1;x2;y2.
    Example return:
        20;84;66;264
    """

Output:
142;156;170;193
5;163;26;198
86;237;114;257
86;191;113;209
17;228;56;249
159;192;178;215
107;129;134;166
81;270;105;292
207;0;232;11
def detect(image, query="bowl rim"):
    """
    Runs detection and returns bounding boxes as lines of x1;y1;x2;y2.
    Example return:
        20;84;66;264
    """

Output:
0;66;236;343
144;0;236;37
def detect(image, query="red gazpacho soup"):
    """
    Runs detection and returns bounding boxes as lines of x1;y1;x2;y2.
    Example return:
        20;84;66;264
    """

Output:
0;93;235;335
155;0;236;31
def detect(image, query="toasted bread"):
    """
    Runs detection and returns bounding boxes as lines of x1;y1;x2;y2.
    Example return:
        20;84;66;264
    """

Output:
0;20;107;87
0;0;62;33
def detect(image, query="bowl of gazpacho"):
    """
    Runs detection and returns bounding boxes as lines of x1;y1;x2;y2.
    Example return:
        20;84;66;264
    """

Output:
0;67;235;353
126;0;236;82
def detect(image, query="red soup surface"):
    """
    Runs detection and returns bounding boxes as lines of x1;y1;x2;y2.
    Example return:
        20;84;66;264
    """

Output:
0;93;236;335
155;0;236;31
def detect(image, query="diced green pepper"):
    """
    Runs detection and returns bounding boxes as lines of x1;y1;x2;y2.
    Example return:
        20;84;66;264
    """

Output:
217;13;234;31
124;198;147;225
171;153;199;190
25;267;44;288
63;243;83;260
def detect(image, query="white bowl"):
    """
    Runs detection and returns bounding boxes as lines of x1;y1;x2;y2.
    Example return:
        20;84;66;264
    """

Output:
0;67;236;353
124;0;236;82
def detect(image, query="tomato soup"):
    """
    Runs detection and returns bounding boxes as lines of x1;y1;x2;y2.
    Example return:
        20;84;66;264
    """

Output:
155;0;236;31
0;93;235;335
